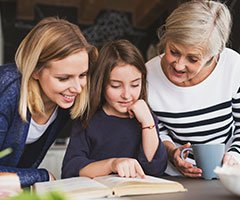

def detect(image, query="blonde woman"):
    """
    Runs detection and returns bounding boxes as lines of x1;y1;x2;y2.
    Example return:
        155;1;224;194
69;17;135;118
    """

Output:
0;17;97;187
146;1;240;178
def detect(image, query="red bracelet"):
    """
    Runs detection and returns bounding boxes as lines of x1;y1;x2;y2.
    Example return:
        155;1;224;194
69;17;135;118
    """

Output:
142;124;155;130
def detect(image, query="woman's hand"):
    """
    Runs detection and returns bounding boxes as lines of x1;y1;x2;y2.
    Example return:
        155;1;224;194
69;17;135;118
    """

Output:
168;142;202;177
111;158;145;178
48;171;56;181
223;153;240;166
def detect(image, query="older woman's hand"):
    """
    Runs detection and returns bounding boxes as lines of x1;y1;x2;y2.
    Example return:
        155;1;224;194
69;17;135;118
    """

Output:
171;143;202;177
223;153;240;166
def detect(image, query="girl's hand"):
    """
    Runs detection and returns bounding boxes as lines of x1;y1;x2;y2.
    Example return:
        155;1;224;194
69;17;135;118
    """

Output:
170;143;202;177
111;158;145;178
128;99;154;127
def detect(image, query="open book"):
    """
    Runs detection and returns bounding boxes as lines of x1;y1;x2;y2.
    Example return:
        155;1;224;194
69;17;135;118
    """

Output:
34;174;186;199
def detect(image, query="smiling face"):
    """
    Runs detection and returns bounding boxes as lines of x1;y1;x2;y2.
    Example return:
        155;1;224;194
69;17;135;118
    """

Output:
103;64;142;118
33;50;89;109
162;42;215;86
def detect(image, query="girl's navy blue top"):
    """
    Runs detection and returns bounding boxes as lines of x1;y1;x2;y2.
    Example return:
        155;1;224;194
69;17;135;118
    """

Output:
62;109;167;178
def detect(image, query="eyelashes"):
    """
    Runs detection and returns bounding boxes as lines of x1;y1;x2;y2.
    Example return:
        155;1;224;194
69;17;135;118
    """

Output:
170;50;199;64
110;84;140;89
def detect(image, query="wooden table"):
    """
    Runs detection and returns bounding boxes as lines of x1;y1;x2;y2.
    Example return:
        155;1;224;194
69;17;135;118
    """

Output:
107;176;239;200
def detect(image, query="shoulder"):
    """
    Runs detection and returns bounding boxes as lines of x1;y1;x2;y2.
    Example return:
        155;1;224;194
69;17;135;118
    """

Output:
0;63;21;80
223;48;240;57
89;109;107;125
145;56;160;69
219;48;240;75
146;56;161;79
145;56;164;87
0;64;21;106
221;48;240;64
69;110;105;133
0;63;21;93
71;109;105;130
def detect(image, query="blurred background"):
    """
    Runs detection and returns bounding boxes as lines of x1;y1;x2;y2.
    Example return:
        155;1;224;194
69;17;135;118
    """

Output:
0;0;239;179
0;0;240;66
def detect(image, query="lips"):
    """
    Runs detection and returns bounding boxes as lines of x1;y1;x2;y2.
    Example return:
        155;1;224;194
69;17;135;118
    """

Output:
118;101;132;107
172;67;186;77
62;94;76;103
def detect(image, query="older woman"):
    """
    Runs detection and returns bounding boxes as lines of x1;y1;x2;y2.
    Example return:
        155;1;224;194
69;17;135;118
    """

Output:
146;1;240;177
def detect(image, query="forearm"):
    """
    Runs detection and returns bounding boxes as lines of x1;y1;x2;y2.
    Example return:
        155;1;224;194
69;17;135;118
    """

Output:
79;158;115;178
163;140;176;162
0;165;49;187
142;128;159;161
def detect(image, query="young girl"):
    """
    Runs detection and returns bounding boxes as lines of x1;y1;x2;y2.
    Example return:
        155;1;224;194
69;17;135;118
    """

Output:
62;39;167;179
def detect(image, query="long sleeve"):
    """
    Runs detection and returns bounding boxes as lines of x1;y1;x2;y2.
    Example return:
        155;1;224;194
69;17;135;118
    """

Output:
0;64;69;187
0;103;49;187
138;114;167;177
229;86;240;157
138;142;167;177
0;165;49;187
61;120;95;178
62;110;168;179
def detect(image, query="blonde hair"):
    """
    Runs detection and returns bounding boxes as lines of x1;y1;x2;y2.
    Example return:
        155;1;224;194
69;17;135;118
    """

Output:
15;17;97;121
158;0;232;56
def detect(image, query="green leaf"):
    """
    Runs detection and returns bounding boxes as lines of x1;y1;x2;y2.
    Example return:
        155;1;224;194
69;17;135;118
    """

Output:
0;148;12;159
42;191;67;200
8;191;42;200
8;191;68;200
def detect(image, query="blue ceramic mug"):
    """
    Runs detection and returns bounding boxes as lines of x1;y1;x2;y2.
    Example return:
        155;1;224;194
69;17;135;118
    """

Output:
181;143;225;179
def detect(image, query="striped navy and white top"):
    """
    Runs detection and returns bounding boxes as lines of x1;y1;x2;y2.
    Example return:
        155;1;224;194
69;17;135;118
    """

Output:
146;48;240;175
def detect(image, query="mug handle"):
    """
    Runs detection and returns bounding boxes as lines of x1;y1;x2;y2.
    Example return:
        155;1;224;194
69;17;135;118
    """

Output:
180;147;193;160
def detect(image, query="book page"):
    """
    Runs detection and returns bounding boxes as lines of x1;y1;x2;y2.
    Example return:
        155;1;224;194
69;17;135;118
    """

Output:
94;174;186;197
34;177;112;199
94;174;179;187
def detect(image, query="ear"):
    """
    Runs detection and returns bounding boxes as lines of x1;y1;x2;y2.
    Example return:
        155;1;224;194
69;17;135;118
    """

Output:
32;71;39;80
